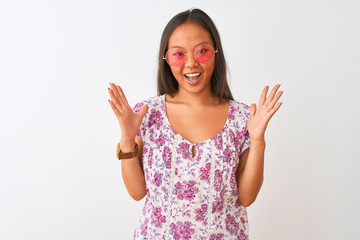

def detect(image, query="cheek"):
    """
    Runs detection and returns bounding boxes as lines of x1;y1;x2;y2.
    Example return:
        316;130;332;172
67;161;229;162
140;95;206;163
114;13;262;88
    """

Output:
170;67;184;79
203;63;215;77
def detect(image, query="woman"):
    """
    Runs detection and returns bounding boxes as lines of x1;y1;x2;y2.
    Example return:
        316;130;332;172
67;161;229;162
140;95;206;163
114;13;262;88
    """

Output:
108;8;283;240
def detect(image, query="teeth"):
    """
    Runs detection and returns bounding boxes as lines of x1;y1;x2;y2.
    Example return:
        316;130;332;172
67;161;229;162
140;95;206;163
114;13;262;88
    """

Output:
185;73;201;77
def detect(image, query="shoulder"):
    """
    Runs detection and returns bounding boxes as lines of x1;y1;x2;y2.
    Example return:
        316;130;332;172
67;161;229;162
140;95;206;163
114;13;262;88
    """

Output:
132;94;164;114
230;99;250;118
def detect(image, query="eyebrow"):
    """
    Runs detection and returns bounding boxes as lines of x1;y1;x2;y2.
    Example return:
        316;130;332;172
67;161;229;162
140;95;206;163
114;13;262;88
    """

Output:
169;41;211;49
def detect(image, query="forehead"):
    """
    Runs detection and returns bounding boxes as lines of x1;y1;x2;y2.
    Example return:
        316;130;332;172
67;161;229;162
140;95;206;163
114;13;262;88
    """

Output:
168;22;214;49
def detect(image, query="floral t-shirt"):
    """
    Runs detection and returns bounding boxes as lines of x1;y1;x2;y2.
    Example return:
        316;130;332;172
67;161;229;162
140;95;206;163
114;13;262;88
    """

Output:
131;93;251;240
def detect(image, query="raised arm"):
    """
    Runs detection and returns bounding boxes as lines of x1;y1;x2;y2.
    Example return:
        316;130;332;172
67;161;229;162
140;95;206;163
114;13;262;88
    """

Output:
108;82;149;201
236;84;283;207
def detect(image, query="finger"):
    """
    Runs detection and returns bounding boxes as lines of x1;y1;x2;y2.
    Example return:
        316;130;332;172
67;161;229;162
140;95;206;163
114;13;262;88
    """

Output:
265;84;281;106
259;85;269;106
267;90;283;111
268;102;283;119
249;103;256;117
116;85;130;107
108;99;121;117
108;87;122;111
109;82;124;105
138;105;149;119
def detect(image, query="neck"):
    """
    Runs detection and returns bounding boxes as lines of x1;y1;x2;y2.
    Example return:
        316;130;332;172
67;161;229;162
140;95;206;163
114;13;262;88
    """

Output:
168;88;222;106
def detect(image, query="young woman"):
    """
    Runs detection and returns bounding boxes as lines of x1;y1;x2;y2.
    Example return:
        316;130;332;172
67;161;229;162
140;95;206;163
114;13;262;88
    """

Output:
108;8;283;240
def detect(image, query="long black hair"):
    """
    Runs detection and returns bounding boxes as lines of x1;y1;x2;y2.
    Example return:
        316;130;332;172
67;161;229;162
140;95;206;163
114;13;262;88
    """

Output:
157;8;234;102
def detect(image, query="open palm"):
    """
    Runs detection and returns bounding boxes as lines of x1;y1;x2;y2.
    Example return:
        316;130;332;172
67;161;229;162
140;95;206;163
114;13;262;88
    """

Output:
248;84;283;142
107;82;148;141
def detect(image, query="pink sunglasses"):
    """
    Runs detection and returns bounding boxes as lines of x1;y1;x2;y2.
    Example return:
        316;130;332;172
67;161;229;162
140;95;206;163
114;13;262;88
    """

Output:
163;43;217;67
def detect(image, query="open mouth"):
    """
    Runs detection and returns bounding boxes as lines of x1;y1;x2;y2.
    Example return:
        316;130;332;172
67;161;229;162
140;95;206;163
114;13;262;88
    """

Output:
184;73;201;82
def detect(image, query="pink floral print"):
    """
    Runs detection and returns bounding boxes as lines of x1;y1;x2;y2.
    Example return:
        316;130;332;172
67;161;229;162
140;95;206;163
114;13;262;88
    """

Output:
169;221;195;240
225;214;240;235
195;204;208;225
173;180;199;201
210;233;225;240
151;207;166;228
132;94;250;239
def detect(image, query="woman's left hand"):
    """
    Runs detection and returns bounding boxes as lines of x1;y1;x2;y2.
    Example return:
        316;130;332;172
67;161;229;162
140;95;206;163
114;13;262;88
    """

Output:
247;84;283;142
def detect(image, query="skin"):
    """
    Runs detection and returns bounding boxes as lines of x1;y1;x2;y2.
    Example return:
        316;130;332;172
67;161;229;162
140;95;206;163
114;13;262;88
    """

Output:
108;82;148;200
166;22;217;105
107;22;283;206
236;84;283;206
164;22;230;156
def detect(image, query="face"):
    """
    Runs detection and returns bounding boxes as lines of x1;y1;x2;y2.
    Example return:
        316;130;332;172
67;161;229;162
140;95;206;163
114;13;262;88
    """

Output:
167;22;216;96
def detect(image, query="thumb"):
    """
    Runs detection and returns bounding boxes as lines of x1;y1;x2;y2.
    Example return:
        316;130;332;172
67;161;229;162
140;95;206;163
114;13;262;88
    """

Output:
138;105;149;119
249;103;256;117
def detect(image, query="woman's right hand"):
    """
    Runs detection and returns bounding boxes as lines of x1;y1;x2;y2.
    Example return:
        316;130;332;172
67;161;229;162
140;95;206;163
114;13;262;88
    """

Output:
107;82;148;142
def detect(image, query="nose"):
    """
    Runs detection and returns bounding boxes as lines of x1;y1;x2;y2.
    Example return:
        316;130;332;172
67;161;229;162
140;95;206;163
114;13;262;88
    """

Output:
184;53;199;68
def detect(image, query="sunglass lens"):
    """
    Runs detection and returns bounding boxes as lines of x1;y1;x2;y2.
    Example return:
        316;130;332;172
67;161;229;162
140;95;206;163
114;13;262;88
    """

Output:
166;48;185;67
195;44;214;63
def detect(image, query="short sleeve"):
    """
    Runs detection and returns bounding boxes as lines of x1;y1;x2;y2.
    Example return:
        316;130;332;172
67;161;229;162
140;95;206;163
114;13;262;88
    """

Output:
240;104;251;155
132;101;146;141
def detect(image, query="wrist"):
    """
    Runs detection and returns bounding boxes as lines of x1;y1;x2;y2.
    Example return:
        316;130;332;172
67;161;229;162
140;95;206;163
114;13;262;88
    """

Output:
116;142;138;160
250;138;266;148
119;140;136;152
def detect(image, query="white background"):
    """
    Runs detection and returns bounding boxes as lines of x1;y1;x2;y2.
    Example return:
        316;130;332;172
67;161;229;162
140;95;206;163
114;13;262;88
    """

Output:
1;0;359;239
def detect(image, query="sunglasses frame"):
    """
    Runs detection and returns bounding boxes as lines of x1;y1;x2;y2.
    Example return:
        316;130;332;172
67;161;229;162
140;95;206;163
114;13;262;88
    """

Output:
163;43;218;67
